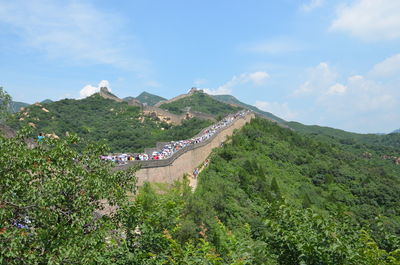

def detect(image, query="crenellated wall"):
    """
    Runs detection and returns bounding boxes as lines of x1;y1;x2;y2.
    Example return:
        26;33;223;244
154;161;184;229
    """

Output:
117;113;255;185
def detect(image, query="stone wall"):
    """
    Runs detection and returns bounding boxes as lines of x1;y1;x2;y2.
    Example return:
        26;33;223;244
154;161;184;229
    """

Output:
117;113;255;185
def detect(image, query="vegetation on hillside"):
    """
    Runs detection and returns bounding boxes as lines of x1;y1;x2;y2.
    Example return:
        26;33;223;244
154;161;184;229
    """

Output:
2;118;399;263
109;117;400;264
0;129;138;264
213;94;285;123
159;91;242;116
7;94;212;153
288;121;400;151
1;88;399;264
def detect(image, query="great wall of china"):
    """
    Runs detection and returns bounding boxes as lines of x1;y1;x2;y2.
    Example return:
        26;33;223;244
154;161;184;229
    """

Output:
117;112;255;185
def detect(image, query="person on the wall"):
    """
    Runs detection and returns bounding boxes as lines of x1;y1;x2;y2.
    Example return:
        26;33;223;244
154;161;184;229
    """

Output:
193;168;199;179
37;133;45;143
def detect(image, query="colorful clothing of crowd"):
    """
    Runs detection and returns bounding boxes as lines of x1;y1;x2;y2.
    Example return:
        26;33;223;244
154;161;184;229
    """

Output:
101;110;250;164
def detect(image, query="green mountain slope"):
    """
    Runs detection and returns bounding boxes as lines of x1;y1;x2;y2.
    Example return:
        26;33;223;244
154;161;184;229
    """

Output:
7;94;212;153
136;91;166;106
287;121;400;150
126;117;400;263
159;91;242;116
4;118;399;263
212;94;285;123
41;99;53;104
9;100;29;113
184;118;400;248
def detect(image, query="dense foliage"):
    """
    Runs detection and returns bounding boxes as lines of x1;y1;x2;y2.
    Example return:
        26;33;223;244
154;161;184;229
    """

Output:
194;118;400;243
0;129;137;264
287;121;400;151
7;94;212;153
1;117;399;263
0;87;12;121
159;91;242;116
121;117;400;264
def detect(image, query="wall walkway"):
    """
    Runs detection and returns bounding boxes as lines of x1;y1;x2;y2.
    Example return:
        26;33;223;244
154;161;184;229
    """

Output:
117;112;255;185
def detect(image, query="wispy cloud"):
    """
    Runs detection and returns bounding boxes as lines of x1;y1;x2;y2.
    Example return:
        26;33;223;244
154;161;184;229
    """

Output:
294;62;338;95
255;101;298;120
240;37;303;55
369;54;400;78
330;0;400;41
300;0;325;12
0;0;149;72
203;71;269;95
294;62;399;132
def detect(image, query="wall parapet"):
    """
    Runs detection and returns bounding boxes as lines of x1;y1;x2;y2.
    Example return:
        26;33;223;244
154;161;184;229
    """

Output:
117;113;254;183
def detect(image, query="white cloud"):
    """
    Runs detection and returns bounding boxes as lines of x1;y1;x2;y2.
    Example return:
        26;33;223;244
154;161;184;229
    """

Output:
241;37;302;55
345;75;396;112
294;62;399;132
255;101;298;120
0;0;148;71
203;86;232;96
204;71;269;95
145;80;162;88
79;80;111;98
330;0;400;41
294;62;338;95
370;54;400;78
248;72;269;85
300;0;324;12
193;79;208;87
327;83;347;95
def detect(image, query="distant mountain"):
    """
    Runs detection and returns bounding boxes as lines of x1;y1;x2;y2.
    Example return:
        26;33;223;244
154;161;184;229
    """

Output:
136;91;166;106
7;94;212;153
10;100;29;113
123;96;135;102
159;90;242;117
287;121;400;149
212;94;285;123
392;129;400;134
41;99;53;104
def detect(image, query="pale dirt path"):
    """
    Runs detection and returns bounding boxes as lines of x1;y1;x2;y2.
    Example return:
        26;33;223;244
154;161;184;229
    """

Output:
188;159;209;191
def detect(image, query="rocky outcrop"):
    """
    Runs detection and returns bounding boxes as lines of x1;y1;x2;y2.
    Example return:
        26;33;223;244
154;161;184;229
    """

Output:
0;124;36;148
142;105;216;125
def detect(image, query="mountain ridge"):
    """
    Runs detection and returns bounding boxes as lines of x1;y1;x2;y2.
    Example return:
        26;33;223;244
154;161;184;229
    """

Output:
212;94;285;123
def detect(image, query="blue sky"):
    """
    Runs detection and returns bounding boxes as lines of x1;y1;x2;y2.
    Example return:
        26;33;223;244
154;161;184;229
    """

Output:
1;0;399;133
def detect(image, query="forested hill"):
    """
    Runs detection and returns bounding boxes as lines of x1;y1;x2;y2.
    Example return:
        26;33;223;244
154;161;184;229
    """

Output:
159;90;243;117
6;94;212;153
124;117;400;263
288;121;400;151
2;100;29;113
3;110;400;263
212;94;285;123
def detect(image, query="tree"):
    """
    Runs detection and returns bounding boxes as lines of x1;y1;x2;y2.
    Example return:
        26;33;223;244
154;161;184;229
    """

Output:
0;87;12;123
0;129;138;264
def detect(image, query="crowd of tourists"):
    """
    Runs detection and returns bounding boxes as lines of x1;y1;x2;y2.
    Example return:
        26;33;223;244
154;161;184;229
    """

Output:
101;110;250;165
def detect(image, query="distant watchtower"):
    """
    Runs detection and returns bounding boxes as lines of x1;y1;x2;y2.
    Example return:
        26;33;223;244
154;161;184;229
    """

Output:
188;87;203;94
189;87;198;94
100;87;109;94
